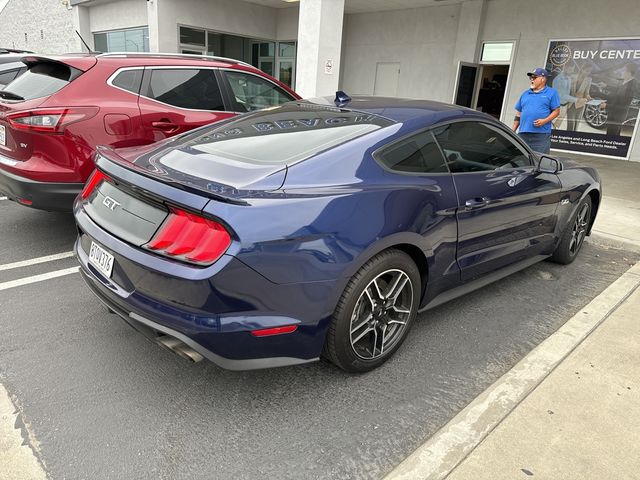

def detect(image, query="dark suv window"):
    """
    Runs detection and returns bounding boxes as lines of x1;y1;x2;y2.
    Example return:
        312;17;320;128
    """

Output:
2;61;80;101
223;71;295;112
111;69;143;94
146;69;224;110
433;121;531;173
377;131;448;173
0;68;21;88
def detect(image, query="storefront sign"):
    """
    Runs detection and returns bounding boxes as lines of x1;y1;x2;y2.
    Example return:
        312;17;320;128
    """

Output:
545;38;640;159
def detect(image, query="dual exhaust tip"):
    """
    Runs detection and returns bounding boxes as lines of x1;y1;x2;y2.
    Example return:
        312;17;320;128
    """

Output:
156;335;204;363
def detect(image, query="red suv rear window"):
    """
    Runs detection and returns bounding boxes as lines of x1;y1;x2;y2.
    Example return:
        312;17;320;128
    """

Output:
3;61;81;101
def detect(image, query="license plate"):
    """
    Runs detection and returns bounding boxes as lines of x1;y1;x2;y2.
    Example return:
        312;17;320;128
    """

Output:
89;241;115;278
0;125;5;146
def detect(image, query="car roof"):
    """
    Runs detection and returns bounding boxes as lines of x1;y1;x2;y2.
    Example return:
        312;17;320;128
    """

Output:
0;52;29;65
310;95;488;124
31;52;249;68
0;60;24;70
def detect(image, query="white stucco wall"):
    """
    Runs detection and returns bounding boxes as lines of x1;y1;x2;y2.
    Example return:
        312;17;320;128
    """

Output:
481;0;640;160
277;7;299;41
88;0;148;33
156;0;277;52
0;0;78;54
340;4;461;99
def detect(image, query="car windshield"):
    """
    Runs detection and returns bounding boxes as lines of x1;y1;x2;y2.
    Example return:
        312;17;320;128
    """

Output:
169;102;395;167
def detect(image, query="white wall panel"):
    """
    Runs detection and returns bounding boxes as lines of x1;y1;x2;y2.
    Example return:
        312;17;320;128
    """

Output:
341;5;460;99
157;0;277;52
89;0;147;33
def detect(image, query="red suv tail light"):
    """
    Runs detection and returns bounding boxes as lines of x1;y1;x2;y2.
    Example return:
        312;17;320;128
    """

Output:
145;208;231;266
80;169;111;199
7;107;99;133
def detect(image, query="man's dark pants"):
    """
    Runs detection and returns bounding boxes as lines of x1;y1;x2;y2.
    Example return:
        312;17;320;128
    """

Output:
519;132;551;154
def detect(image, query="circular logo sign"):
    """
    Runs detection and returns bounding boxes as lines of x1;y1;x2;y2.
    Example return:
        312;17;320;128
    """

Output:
549;44;571;66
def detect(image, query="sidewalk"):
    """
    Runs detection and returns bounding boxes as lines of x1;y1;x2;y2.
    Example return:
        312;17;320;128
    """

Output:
446;278;640;480
386;154;640;480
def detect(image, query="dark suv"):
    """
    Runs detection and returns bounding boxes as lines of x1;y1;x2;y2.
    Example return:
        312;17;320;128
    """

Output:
0;53;299;210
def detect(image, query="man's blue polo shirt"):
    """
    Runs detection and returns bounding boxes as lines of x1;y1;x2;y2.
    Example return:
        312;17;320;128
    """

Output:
515;86;561;134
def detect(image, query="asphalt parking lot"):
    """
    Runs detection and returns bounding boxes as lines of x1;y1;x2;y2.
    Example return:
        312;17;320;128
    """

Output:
1;197;638;480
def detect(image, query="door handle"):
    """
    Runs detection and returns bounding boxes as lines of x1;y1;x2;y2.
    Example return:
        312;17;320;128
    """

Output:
151;120;179;133
465;197;490;210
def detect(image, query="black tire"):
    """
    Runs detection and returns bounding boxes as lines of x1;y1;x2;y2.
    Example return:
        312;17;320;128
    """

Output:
323;249;421;373
551;196;592;265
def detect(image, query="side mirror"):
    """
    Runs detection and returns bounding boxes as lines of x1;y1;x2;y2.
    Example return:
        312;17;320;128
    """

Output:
537;155;560;174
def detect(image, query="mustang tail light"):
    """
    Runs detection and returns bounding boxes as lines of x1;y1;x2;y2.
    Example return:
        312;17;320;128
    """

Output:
81;169;111;199
145;208;231;266
7;107;99;133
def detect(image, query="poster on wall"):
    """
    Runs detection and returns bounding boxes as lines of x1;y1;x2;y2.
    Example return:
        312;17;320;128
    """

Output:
545;38;640;159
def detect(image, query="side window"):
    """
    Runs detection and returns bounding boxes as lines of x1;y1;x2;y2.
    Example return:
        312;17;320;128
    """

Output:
146;69;224;110
0;69;19;88
223;71;295;112
111;69;143;94
433;122;532;173
377;131;449;173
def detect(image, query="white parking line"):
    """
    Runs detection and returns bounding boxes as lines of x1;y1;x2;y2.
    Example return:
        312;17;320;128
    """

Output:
0;196;7;201
0;251;75;272
0;267;79;291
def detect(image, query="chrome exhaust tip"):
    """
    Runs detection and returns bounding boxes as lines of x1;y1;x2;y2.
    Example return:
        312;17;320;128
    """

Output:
156;335;204;363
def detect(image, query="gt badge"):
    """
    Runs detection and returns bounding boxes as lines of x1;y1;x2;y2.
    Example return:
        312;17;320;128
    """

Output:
103;195;121;211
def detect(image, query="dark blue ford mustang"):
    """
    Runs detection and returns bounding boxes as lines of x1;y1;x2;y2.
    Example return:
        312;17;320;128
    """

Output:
73;96;601;372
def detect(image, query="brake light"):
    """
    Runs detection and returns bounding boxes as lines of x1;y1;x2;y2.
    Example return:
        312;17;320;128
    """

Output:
7;107;99;133
145;208;231;266
81;169;110;199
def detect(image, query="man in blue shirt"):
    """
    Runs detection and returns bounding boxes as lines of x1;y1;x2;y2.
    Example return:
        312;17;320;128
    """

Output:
512;68;561;153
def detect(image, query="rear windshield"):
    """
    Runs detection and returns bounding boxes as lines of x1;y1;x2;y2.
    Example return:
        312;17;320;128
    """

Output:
172;103;395;167
3;61;80;101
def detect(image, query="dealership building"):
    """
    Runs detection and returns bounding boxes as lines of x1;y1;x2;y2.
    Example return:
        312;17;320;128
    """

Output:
1;0;639;161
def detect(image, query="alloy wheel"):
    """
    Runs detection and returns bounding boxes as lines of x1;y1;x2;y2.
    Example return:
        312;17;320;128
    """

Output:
569;203;590;254
349;269;413;360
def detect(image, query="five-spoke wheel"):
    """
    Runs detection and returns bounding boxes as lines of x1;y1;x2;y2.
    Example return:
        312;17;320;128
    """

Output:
323;249;420;373
551;196;593;264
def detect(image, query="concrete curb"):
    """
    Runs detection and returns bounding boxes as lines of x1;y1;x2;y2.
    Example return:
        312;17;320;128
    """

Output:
384;261;640;480
0;383;47;480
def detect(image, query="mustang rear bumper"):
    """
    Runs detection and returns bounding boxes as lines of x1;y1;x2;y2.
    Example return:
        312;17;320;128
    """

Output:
79;268;319;370
74;206;336;370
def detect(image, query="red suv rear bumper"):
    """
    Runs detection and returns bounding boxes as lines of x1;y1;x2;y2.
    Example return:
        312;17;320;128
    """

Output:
0;164;83;211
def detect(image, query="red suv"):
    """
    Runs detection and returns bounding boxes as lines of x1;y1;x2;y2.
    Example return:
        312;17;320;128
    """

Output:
0;53;299;210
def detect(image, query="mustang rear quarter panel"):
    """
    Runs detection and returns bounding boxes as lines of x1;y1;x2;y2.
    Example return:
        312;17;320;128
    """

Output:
75;206;334;361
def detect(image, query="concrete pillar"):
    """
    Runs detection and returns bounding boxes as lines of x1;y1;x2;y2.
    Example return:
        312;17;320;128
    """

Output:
295;0;345;98
449;0;486;99
71;5;91;52
145;0;161;53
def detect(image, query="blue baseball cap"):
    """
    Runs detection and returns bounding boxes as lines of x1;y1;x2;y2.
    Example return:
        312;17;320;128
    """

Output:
527;68;549;77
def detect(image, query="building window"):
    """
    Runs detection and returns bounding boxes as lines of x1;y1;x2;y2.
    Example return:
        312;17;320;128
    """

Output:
178;25;296;88
94;27;150;53
480;42;514;63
